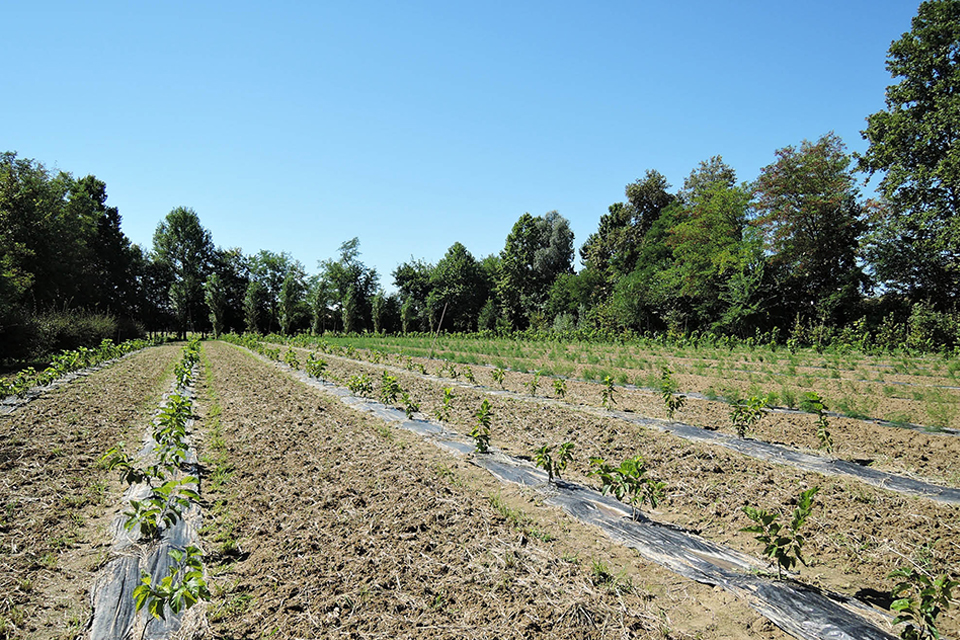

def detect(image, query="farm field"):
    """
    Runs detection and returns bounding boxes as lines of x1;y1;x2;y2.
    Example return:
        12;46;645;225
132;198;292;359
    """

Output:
2;338;958;639
302;334;960;433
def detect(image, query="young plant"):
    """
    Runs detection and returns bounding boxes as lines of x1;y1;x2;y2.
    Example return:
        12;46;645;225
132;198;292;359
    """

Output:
347;373;372;396
463;366;476;384
741;486;820;580
525;371;541;397
401;392;420;420
730;395;766;439
888;566;958;640
589;455;666;521
283;348;300;369
804;392;834;453
306;354;327;380
471;399;493;453
124;477;201;540
379;372;402;405
553;378;567;399
491;367;505;388
534;442;575;484
133;545;211;620
600;375;618;409
434;387;455;422
659;368;685;418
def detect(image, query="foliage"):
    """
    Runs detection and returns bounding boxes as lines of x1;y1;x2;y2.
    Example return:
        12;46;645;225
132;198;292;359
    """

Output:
435;387;455;422
741;486;820;579
152;207;215;338
134;545;211;620
659;368;685;418
305;353;327;380
379;372;402;405
553;378;567;399
525;370;541;396
600;375;617;408
589;455;666;521
888;566;958;640
491;367;506;388
401;392;419;419
803;392;834;453
730;395;766;439
858;0;960;304
346;373;372;397
534;442;575;484
471;399;493;453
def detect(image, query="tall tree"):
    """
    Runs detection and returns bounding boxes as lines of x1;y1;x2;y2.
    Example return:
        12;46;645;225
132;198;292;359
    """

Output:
753;133;868;325
278;263;307;335
427;242;486;332
857;0;960;305
243;280;268;334
318;238;378;332
152;207;215;338
204;273;227;338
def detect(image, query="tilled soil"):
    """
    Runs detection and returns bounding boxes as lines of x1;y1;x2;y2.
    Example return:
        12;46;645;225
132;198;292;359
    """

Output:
197;341;791;639
281;346;960;637
0;344;182;640
310;345;960;488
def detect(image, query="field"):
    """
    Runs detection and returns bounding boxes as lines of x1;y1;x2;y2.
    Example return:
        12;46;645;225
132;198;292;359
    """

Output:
1;337;958;639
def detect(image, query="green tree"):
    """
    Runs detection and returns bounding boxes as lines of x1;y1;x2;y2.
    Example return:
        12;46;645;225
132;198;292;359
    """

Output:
278;263;307;335
392;258;433;332
428;242;486;332
753;133;868;326
318;238;378;332
243;280;268;334
204;273;227;338
858;0;960;306
152;207;215;339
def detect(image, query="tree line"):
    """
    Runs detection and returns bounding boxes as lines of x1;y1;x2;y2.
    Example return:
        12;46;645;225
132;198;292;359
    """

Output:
2;0;958;357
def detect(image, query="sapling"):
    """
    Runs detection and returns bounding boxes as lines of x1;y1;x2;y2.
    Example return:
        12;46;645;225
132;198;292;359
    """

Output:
134;545;211;620
889;566;958;640
463;366;476;383
525;371;541;397
741;486;819;579
347;373;372;396
659;368;685;418
401;392;419;419
589;455;666;521
600;376;617;409
804;392;834;453
379;372;402;405
306;353;327;380
435;387;455;422
492;367;506;388
730;395;766;439
471;399;493;453
534;442;575;484
553;378;567;399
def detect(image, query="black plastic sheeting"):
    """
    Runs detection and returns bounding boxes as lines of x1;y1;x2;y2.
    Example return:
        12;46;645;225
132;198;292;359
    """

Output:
87;375;203;640
318;352;960;506
255;352;900;640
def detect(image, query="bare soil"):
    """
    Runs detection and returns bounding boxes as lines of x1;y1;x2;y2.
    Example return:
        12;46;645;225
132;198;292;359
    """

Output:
292;346;960;638
0;344;182;640
196;341;791;639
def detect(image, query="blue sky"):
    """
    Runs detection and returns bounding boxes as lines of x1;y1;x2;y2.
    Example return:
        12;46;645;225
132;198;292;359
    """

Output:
4;1;918;289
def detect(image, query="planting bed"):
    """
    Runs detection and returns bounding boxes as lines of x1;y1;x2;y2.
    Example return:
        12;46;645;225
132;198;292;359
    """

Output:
270;343;960;637
196;341;792;638
0;343;183;639
282;339;960;489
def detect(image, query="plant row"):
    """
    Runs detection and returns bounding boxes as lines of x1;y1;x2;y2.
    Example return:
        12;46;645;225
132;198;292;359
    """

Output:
228;334;958;640
99;339;210;621
0;336;166;400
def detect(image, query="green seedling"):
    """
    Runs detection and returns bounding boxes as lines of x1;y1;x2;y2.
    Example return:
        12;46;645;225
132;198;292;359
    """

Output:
553;378;567;399
124;477;200;540
435;387;455;422
379;372;402;405
803;392;834;453
525;371;541;397
659;368;685;418
463;366;476;383
471;399;493;453
730;395;766;439
401;392;419;420
889;566;958;640
347;373;372;396
589;455;666;521
492;367;505;388
741;486;819;580
534;442;575;484
306;354;327;380
600;376;618;409
133;545;211;620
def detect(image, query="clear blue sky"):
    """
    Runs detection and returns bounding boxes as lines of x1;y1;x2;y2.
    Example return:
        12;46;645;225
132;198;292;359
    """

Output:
4;1;918;289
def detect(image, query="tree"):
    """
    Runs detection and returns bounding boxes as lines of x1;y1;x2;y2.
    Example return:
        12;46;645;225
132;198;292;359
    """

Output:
249;250;298;333
152;207;215;338
753;133;868;326
243;280;268;334
278;263;307;335
392;258;433;332
318;238;378;332
204;273;227;338
427;242;486;332
857;0;960;306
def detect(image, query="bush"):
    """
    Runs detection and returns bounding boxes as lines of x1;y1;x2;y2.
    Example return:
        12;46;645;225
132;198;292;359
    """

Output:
0;308;139;362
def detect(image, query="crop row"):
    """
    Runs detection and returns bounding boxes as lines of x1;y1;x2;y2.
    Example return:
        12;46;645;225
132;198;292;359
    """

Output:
0;336;167;401
98;339;210;622
223;334;958;640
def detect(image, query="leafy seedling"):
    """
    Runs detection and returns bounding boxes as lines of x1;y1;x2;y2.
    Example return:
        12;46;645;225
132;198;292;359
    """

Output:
730;395;766;439
134;545;211;620
534;442;575;484
434;387;455;422
659;368;685;418
589;455;666;521
741;486;820;579
600;376;618;409
804;392;834;453
553;378;567;399
471;399;493;453
889;566;958;640
492;368;505;388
